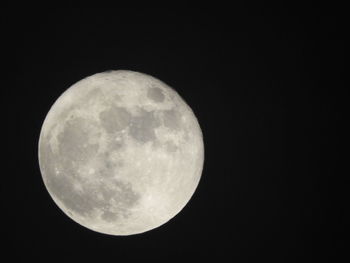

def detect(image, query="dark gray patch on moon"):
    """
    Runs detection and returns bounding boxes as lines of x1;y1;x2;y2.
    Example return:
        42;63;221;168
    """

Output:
99;106;131;133
85;88;103;102
40;145;140;220
147;86;165;102
96;157;123;178
40;136;140;221
100;180;140;222
110;140;123;150
48;176;95;216
40;148;97;216
129;110;160;143
40;156;100;216
57;117;99;164
165;141;178;152
162;109;182;130
97;167;114;178
104;133;125;151
101;210;118;222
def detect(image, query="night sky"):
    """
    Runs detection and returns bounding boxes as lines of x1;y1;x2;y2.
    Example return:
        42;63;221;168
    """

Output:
3;6;346;262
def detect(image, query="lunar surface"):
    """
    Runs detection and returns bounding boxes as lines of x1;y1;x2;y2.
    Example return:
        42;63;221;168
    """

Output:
38;70;204;235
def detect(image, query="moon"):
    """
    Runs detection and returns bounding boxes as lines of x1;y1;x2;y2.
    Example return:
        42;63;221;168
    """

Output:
38;70;204;235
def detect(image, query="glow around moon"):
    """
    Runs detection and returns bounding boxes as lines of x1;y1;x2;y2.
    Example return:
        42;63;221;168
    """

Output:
38;70;204;235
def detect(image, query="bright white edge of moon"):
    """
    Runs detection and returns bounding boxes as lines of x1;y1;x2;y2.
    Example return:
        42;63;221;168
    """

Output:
38;70;204;236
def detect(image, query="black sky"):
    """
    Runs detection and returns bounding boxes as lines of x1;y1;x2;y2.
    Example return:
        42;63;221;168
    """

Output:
2;6;346;262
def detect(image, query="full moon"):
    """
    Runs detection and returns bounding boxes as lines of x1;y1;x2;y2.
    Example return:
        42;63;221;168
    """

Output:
38;70;204;235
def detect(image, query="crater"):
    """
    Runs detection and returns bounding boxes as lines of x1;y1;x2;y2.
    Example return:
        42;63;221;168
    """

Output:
165;140;178;152
129;110;160;143
99;106;131;133
147;86;165;102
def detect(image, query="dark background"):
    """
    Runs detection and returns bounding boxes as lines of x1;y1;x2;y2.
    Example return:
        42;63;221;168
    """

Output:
2;6;346;262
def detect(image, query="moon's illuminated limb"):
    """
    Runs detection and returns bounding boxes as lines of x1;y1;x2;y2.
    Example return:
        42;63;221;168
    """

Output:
38;70;204;236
